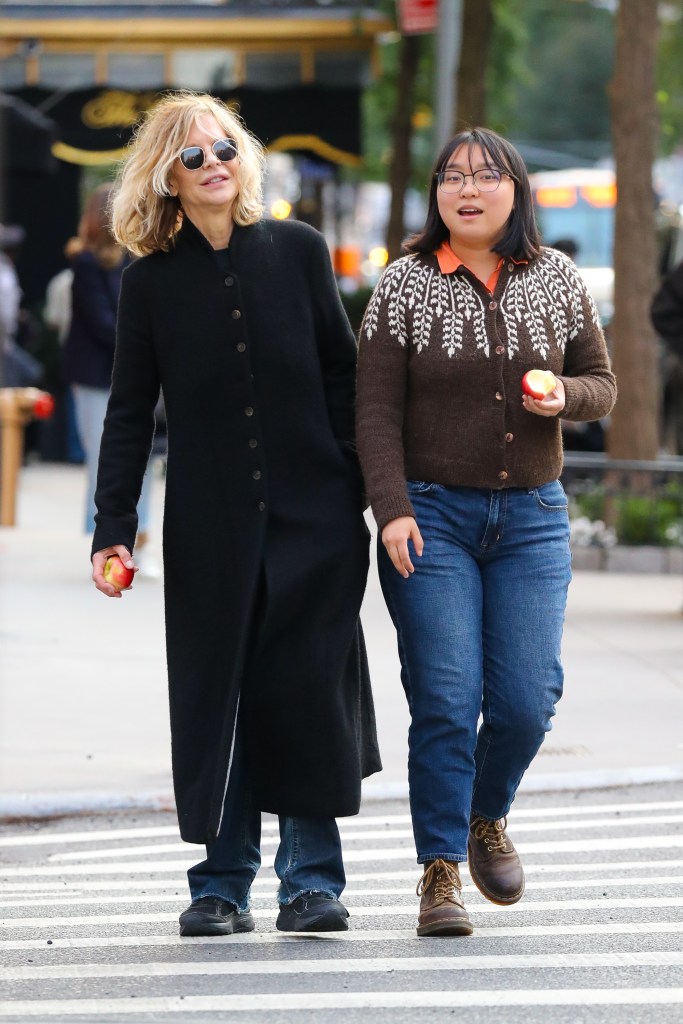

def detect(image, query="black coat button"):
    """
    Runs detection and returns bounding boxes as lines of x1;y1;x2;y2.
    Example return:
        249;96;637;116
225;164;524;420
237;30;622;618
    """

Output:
252;470;262;480
248;438;258;448
245;406;254;417
258;501;266;511
236;342;246;352
224;276;234;287
231;309;241;319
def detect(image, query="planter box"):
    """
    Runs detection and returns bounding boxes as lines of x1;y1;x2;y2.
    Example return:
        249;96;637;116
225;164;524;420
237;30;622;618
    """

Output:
571;544;683;573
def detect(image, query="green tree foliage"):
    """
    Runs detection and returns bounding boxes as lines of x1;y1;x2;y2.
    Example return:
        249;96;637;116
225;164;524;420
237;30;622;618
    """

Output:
495;0;614;163
657;1;683;154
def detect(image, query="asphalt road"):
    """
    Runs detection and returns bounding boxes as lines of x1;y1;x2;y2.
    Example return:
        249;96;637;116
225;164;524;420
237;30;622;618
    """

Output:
1;781;682;1023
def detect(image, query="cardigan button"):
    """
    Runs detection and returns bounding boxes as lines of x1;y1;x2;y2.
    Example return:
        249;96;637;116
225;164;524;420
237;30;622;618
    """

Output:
224;276;234;286
236;342;246;352
489;300;497;310
231;309;242;319
505;432;514;442
495;345;505;355
245;406;254;416
495;391;503;401
498;470;508;480
507;263;514;272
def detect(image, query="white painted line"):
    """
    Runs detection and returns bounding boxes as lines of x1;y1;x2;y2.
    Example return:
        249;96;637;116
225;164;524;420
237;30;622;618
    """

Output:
3;799;683;847
0;826;183;849
2;989;683;1014
5;833;681;879
3;921;683;950
4;951;683;982
3;896;683;929
3;858;683;894
3;875;683;910
44;813;683;863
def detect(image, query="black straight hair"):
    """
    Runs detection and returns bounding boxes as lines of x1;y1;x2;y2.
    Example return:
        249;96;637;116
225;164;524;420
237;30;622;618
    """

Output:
404;127;542;261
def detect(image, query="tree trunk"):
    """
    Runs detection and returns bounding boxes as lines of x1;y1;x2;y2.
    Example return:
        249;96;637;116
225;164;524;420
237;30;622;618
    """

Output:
607;0;660;460
386;33;421;263
456;0;494;129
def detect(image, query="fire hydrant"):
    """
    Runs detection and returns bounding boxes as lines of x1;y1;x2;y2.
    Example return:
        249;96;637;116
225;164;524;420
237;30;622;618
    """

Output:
0;387;55;526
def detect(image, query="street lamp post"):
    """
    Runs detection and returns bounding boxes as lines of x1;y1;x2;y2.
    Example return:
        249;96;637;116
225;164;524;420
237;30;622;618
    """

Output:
433;0;463;150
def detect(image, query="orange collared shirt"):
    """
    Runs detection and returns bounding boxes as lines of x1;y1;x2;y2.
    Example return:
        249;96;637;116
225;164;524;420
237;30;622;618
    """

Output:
435;241;526;294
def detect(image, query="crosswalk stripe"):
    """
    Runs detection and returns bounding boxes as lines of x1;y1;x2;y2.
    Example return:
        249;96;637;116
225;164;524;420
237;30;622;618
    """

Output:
3;921;683;950
3;951;682;981
45;813;683;862
2;896;683;929
3;799;682;848
4;833;682;877
3;858;683;893
2;989;683;1014
2;874;683;910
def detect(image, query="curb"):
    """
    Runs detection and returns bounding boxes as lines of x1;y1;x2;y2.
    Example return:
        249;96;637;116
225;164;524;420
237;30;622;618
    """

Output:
362;764;683;802
2;765;683;823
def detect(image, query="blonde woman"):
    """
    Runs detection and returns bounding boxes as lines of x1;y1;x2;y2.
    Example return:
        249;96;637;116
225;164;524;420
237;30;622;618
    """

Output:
90;92;381;936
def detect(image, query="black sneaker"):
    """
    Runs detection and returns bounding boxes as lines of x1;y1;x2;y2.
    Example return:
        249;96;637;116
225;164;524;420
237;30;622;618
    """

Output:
179;896;255;936
276;892;349;932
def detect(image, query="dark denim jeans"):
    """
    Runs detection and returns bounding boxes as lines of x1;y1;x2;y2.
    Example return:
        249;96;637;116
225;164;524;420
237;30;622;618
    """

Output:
187;717;346;911
378;480;572;864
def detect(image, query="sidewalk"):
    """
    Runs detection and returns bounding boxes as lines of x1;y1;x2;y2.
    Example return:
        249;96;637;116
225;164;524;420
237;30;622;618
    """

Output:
1;462;682;819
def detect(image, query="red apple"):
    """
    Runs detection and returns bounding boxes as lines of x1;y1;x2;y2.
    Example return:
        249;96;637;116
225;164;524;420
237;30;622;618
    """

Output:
32;393;55;419
522;369;557;400
103;555;135;591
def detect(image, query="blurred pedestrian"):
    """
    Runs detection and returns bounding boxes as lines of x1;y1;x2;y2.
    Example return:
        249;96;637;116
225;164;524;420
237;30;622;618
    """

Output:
548;237;578;261
652;258;683;453
44;236;83;343
651;258;683;362
44;237;85;464
0;223;42;388
91;92;380;937
356;127;617;937
63;185;157;565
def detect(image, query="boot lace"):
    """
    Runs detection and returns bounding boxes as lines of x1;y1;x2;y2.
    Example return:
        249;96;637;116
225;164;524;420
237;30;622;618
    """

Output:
416;859;462;901
471;815;510;853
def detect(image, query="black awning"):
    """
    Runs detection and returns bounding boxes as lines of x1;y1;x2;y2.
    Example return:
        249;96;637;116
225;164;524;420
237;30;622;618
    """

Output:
11;86;361;167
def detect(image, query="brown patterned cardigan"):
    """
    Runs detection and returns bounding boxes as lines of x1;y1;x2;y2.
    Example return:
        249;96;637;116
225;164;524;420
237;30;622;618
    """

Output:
356;247;617;531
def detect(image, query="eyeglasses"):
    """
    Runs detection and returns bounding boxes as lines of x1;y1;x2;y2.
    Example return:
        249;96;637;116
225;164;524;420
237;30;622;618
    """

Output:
436;168;509;194
179;138;238;171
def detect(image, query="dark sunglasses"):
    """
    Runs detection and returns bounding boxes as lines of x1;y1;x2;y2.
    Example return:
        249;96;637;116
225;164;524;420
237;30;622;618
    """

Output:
179;138;238;171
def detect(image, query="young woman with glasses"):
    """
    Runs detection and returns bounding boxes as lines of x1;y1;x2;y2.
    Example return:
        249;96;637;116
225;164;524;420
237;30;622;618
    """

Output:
356;127;616;936
91;91;381;936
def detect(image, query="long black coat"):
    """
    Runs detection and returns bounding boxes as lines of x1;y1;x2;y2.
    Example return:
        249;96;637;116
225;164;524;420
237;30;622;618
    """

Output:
92;217;382;843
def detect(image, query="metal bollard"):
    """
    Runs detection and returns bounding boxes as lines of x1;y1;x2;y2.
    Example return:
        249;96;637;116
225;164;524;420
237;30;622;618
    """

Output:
0;387;55;526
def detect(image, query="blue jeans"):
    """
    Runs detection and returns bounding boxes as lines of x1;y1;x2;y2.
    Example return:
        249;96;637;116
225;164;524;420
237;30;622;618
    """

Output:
378;480;572;864
72;384;153;535
186;715;346;912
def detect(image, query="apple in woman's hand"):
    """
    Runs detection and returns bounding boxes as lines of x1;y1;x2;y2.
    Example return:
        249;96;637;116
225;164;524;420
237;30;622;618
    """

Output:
103;555;135;591
522;369;557;400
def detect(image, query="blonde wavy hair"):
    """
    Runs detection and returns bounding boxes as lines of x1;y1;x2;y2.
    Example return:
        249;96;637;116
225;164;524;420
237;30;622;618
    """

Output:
111;91;266;257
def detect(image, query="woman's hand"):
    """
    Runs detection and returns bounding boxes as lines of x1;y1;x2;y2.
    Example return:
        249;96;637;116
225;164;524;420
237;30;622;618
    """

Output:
381;516;424;578
523;377;566;418
92;545;137;598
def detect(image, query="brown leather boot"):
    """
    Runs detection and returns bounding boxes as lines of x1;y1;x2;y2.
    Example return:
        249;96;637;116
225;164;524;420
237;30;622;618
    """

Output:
468;814;525;905
416;858;473;936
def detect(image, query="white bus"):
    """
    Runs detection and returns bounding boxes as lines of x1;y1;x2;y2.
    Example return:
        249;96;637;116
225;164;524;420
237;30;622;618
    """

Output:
530;167;616;323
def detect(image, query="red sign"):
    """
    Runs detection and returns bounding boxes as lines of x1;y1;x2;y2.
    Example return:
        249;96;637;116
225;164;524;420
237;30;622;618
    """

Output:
398;0;438;35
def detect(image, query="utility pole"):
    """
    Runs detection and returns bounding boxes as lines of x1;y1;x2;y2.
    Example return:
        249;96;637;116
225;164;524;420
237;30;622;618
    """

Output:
433;0;463;150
